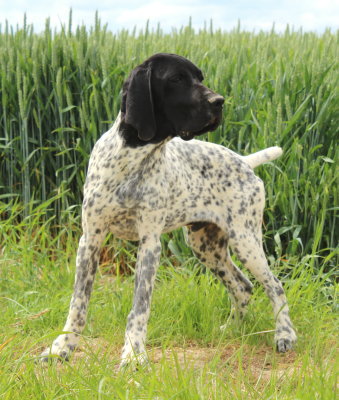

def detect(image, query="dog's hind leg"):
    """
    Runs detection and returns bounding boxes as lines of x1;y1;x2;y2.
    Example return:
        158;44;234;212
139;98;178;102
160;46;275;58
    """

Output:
185;223;253;320
230;233;297;352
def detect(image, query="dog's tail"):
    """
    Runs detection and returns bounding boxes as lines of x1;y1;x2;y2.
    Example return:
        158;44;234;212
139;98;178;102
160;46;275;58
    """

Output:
242;146;283;169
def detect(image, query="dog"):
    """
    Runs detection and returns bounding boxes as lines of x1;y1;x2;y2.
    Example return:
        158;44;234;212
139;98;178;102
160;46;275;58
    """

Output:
41;53;296;367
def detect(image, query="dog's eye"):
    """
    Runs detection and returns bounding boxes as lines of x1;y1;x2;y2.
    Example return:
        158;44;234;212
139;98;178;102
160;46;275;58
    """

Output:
169;74;184;83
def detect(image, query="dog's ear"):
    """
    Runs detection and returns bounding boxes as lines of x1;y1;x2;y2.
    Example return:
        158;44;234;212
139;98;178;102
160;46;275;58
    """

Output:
123;66;156;142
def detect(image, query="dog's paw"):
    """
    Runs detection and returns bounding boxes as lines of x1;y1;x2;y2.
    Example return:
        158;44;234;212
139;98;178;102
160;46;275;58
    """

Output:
119;349;149;372
276;338;293;353
275;328;297;353
38;347;70;364
38;334;78;364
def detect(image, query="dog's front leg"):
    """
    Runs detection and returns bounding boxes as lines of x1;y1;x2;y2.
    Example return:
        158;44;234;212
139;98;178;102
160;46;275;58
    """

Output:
40;229;106;362
120;231;162;369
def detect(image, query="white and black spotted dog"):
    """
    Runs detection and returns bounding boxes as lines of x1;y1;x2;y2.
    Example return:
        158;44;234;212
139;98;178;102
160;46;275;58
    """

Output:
41;53;297;367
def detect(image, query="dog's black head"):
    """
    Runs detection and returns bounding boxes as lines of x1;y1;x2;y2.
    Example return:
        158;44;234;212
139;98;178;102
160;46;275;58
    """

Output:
120;53;224;147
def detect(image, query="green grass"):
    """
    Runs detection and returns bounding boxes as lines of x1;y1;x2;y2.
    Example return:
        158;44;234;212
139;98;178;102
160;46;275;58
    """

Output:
0;202;337;399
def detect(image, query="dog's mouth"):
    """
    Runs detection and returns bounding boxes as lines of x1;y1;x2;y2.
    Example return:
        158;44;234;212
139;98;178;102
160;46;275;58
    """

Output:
179;115;222;141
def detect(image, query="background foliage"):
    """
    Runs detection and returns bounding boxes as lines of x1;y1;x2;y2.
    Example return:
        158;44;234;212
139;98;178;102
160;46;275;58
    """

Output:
0;14;338;267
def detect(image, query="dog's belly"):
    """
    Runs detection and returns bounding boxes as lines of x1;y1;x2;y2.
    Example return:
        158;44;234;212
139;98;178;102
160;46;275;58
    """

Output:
108;210;188;241
107;205;225;242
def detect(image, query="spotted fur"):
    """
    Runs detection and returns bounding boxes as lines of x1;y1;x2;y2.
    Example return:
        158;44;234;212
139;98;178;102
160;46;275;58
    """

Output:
40;54;296;367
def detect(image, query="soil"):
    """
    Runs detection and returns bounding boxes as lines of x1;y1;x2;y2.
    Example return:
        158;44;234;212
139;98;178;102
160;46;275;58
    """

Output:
62;337;300;384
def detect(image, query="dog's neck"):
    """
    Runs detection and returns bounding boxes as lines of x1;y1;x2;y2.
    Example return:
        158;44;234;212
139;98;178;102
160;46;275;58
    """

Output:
102;112;170;175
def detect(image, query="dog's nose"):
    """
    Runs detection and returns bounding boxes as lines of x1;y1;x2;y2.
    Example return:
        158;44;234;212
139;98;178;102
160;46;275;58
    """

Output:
208;94;225;108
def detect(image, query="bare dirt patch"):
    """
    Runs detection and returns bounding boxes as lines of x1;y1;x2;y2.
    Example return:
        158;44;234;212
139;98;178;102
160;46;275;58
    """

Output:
57;337;300;384
150;342;299;382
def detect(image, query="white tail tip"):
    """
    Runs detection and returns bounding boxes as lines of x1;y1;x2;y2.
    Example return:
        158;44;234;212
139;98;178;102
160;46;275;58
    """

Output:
243;146;283;169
